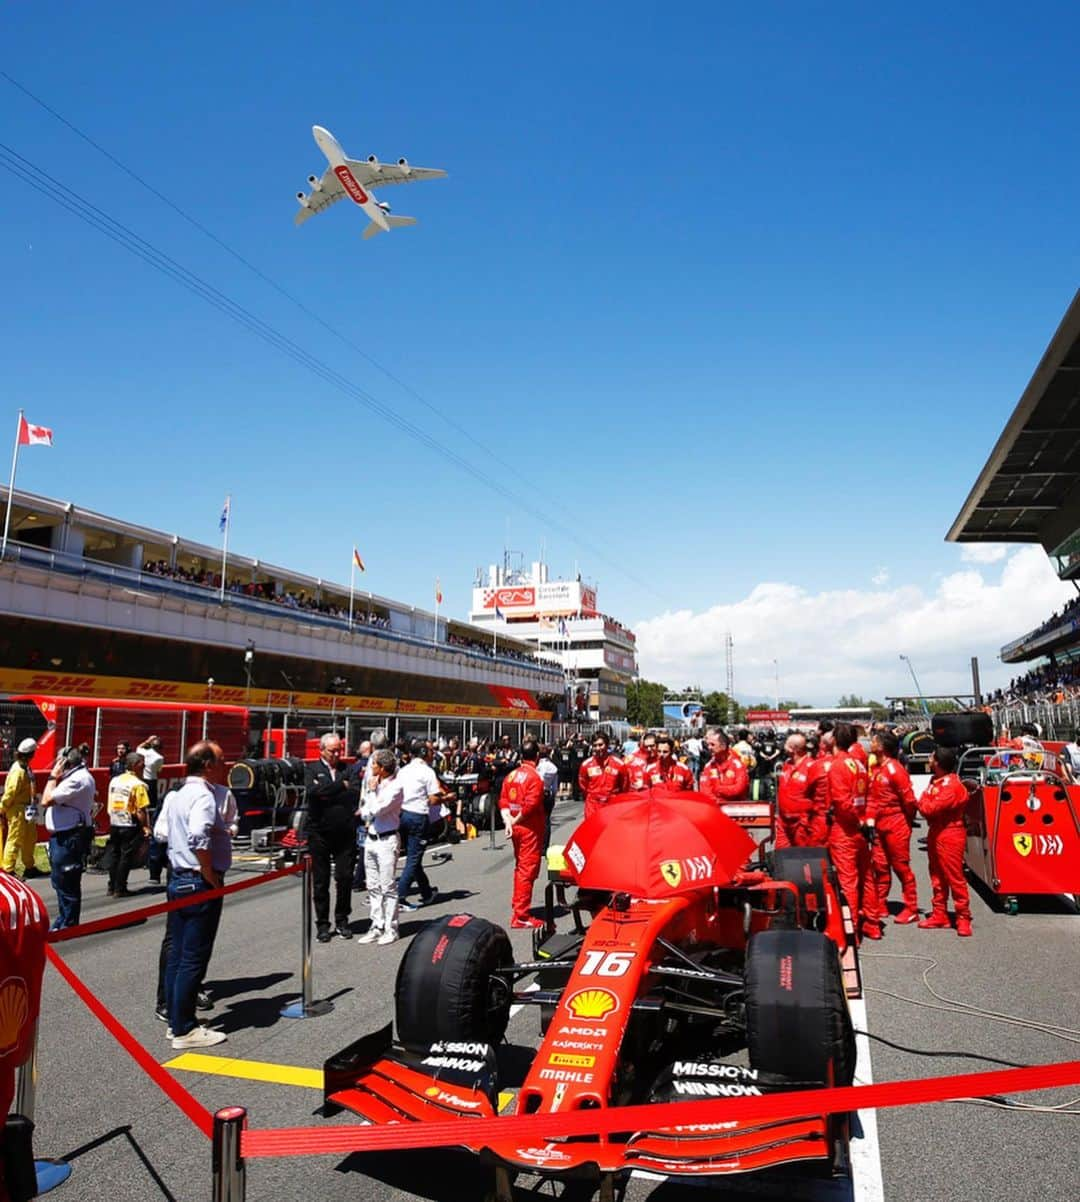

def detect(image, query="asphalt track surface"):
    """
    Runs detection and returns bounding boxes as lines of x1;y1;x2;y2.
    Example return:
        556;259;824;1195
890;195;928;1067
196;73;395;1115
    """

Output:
25;793;1080;1202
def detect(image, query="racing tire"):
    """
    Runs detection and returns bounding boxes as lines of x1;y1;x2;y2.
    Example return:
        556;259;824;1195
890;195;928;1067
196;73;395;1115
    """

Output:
903;730;936;758
745;928;855;1087
931;712;993;748
395;914;512;1053
768;846;838;931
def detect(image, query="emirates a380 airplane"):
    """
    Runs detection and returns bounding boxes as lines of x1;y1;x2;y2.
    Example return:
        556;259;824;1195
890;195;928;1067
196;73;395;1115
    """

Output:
294;125;447;239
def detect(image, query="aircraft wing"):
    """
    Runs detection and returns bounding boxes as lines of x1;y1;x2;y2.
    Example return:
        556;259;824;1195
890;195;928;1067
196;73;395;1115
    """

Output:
345;159;448;188
294;167;346;226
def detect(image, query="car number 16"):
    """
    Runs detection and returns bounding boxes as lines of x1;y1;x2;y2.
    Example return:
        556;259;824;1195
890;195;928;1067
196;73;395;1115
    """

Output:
579;950;634;977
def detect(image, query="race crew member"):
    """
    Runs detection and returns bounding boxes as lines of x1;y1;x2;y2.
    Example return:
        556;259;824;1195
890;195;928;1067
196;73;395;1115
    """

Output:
624;731;658;790
826;724;880;939
732;730;757;774
698;728;749;803
499;740;546;929
578;733;628;819
1;737;38;879
643;734;694;791
105;751;151;898
868;730;920;924
775;734;821;847
803;740;835;844
848;730;869;766
0;873;48;1200
916;746;972;936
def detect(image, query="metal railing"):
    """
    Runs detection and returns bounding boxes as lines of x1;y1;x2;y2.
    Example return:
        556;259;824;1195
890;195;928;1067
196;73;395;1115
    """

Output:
0;542;562;680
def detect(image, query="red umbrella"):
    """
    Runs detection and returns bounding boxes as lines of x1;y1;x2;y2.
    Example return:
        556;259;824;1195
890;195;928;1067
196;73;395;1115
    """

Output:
562;791;757;897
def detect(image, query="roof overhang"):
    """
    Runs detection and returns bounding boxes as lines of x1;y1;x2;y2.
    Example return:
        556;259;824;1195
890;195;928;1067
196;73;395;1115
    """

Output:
947;289;1080;551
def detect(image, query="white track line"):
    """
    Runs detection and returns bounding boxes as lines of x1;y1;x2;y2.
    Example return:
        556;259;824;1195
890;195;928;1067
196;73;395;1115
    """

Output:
510;980;541;1018
850;995;886;1202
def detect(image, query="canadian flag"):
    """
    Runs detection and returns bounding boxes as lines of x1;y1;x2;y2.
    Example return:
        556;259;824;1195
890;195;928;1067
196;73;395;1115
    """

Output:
18;417;53;447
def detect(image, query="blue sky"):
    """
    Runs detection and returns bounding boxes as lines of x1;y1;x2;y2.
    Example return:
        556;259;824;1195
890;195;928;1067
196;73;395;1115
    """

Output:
3;5;1079;700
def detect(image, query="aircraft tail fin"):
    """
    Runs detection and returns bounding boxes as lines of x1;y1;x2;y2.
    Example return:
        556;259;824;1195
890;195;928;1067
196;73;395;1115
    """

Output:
363;214;418;239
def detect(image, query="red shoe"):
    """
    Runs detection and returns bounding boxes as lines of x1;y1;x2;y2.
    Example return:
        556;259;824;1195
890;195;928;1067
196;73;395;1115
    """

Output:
860;922;883;941
955;917;973;937
510;917;543;929
893;907;920;925
917;912;951;930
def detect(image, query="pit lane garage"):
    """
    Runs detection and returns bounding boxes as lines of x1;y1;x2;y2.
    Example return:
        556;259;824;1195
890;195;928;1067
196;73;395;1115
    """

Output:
322;791;862;1200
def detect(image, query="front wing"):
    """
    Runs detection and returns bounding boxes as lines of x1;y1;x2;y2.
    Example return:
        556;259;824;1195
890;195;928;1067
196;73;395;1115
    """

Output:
323;1028;846;1180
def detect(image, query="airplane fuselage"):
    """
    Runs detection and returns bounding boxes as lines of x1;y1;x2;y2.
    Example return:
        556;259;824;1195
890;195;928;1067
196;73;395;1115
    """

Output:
312;125;389;231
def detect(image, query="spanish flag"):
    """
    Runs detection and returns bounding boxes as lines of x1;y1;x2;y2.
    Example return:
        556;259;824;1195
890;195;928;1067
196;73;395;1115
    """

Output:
435;578;443;605
352;547;366;572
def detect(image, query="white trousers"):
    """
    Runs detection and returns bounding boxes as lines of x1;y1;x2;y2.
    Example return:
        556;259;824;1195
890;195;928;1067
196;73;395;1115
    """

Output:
365;833;399;934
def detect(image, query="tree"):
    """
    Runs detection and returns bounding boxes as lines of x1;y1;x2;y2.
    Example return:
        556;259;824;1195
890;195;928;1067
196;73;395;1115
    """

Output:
626;679;667;727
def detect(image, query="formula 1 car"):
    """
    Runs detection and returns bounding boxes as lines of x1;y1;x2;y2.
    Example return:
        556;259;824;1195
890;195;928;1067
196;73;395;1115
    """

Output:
323;791;860;1198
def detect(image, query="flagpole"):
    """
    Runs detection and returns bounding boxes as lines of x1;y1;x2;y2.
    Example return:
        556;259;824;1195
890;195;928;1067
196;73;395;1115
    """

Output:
348;555;356;630
433;579;440;647
1;410;23;562
218;493;230;603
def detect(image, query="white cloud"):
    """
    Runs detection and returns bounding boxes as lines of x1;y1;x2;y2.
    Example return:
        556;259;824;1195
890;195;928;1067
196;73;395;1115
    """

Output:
871;567;890;586
960;544;1009;564
635;546;1072;705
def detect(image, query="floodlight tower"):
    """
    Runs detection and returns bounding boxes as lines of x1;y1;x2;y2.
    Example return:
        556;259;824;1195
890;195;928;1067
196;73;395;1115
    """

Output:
725;633;735;726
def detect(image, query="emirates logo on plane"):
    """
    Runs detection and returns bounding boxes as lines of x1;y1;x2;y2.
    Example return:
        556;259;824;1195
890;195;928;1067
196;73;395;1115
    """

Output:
333;165;369;205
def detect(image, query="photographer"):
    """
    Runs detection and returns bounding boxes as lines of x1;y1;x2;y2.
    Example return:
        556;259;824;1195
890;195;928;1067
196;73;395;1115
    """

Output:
40;745;97;930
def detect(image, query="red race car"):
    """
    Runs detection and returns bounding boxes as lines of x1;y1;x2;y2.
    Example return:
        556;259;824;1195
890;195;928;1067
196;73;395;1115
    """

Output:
323;790;861;1198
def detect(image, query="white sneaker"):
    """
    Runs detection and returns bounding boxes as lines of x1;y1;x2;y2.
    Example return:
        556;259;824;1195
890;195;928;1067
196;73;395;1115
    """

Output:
356;928;382;944
171;1025;227;1050
377;931;398;946
165;1028;173;1039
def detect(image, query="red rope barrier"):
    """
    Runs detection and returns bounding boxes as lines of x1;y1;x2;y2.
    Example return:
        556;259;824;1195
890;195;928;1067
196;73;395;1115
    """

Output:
240;1057;1080;1159
46;862;303;943
45;945;216;1139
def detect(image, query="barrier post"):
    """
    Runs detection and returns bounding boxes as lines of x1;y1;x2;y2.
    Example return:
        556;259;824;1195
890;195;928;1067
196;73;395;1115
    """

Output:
13;1023;74;1195
484;786;499;851
281;854;333;1019
212;1107;247;1202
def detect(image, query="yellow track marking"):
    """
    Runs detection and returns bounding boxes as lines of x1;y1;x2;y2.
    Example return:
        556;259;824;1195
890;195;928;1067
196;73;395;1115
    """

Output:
165;1052;322;1089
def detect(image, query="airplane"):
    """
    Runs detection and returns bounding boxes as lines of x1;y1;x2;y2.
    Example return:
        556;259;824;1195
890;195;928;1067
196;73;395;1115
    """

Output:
294;125;447;239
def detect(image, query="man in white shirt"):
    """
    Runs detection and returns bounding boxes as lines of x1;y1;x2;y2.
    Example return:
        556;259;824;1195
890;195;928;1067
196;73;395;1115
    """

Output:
40;746;96;930
357;748;404;945
158;741;231;1050
395;741;450;911
536;744;559;851
140;734;167;884
1061;729;1080;783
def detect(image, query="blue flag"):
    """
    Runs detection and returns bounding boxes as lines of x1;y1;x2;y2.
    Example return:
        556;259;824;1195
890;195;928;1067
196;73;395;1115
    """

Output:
219;496;230;533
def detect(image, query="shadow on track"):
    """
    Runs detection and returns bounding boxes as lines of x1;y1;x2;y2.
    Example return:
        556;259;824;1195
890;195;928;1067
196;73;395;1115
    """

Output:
60;1125;178;1202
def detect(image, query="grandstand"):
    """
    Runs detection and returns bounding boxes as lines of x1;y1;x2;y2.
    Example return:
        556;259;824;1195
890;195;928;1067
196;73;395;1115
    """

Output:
948;287;1080;733
0;489;566;749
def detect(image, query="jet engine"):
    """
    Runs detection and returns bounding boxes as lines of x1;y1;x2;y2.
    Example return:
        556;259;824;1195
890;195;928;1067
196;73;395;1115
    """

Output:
307;174;321;190
367;154;379;165
295;191;310;206
397;157;411;174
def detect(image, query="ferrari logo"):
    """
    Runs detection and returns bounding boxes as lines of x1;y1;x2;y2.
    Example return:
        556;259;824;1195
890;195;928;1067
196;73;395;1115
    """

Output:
660;860;682;887
1013;833;1032;857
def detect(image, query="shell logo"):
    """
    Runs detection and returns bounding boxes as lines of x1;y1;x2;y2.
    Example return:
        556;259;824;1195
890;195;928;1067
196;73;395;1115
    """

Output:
425;1086;440;1098
0;977;30;1059
565;988;618;1021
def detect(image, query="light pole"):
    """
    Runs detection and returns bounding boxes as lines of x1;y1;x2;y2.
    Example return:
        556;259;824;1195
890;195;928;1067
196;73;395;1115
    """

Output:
899;654;930;719
243;641;255;706
773;658;780;712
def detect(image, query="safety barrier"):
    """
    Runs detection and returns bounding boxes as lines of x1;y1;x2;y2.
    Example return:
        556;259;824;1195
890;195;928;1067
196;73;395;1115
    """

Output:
15;858;311;1197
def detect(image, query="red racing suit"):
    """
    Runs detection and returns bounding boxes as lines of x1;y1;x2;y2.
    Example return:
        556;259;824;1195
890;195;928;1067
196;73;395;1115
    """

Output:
499;763;547;923
643;757;694;791
624;751;655;791
699;750;749;803
917;772;970;920
578;755;628;820
868;755;919;914
827;753;879;927
804;753;834;845
775;754;823;847
848;741;868;767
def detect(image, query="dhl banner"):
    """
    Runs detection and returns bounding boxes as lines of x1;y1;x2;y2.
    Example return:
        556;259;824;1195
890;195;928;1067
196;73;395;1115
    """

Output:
0;667;551;722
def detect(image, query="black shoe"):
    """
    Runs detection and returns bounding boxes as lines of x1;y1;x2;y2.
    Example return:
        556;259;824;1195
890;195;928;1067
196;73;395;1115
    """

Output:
155;1006;169;1023
196;990;213;1010
421;890;439;907
148;877;162;885
316;926;333;943
335;925;353;940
